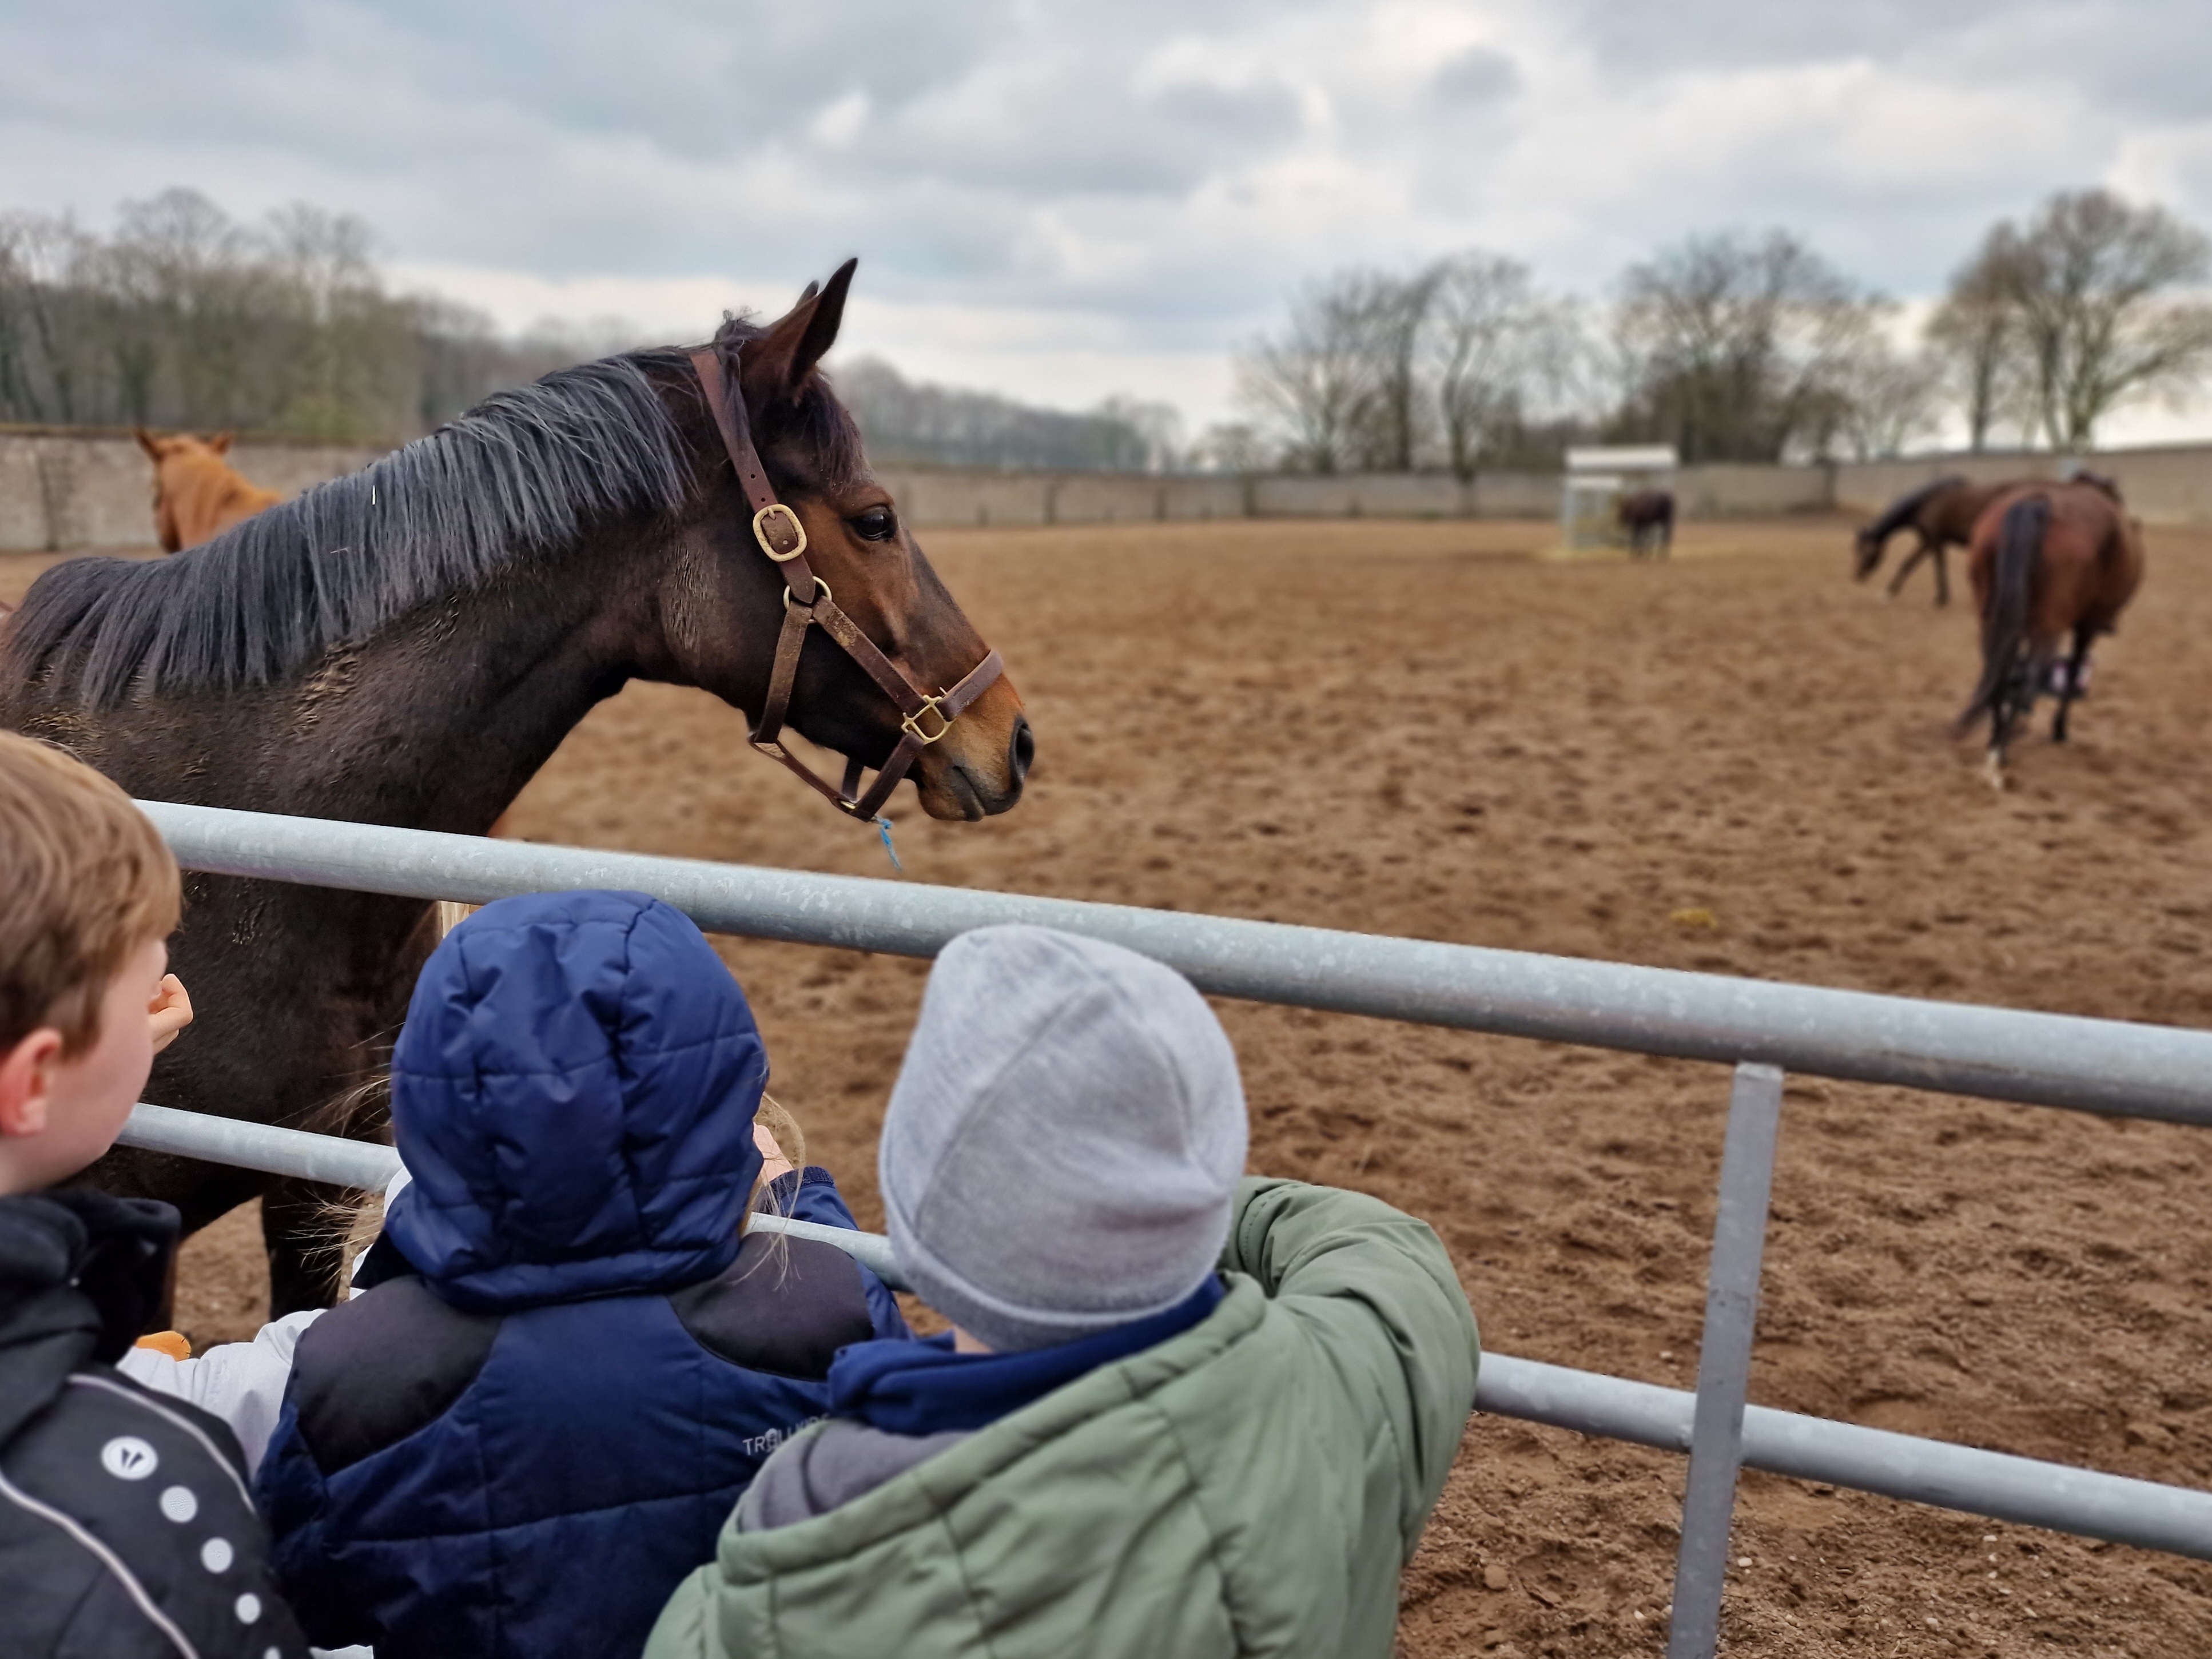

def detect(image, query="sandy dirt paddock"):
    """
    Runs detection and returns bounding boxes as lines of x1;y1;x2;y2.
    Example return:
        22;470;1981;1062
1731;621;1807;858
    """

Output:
14;513;2212;1656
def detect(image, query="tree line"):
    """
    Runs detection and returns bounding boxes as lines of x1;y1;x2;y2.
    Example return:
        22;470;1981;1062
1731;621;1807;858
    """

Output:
0;188;1179;471
0;189;622;442
834;359;1181;472
1225;188;2212;475
11;185;2206;473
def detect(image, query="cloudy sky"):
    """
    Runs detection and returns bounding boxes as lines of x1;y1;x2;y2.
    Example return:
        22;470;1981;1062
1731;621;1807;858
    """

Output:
6;0;2210;437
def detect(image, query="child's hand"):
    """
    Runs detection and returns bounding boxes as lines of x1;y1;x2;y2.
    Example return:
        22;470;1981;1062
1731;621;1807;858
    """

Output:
148;975;193;1054
754;1121;795;1187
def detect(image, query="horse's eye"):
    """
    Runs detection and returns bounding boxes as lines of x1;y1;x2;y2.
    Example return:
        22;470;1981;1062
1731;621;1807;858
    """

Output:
850;506;898;543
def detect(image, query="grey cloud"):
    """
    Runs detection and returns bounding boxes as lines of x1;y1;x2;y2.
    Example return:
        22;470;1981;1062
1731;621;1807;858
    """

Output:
1433;46;1521;105
1;0;2207;402
1145;81;1305;145
1563;0;2210;122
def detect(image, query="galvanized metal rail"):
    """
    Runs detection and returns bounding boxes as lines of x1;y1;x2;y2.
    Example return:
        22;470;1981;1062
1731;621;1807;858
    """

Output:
137;801;2212;1125
132;800;2212;1654
116;1103;2212;1565
118;1104;902;1286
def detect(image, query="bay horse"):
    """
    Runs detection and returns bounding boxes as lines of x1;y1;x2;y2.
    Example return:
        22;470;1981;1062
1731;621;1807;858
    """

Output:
1957;474;2143;787
1851;476;2014;606
3;261;1032;1314
136;429;284;552
1618;488;1674;559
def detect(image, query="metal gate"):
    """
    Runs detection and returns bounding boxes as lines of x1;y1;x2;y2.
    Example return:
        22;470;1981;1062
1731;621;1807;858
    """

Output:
124;801;2212;1656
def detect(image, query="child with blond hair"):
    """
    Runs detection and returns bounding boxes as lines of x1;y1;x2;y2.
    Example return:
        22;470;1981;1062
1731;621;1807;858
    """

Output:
0;730;305;1657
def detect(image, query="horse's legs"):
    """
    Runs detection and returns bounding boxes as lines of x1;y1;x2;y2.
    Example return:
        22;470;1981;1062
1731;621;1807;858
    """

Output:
2051;629;2092;743
1985;648;2025;790
1932;543;1950;608
264;1178;348;1316
1886;538;1928;599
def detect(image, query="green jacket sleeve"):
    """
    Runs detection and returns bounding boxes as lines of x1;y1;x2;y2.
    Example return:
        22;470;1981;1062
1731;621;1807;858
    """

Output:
643;1563;721;1659
1222;1176;1479;1554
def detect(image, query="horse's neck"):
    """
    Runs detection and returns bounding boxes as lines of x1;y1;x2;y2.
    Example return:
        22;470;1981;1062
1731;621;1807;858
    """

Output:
279;544;657;836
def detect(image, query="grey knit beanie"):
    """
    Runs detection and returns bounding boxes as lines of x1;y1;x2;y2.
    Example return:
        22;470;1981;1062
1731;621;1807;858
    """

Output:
879;925;1248;1352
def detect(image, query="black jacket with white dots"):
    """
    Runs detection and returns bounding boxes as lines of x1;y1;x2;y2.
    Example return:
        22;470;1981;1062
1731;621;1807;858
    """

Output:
0;1188;305;1659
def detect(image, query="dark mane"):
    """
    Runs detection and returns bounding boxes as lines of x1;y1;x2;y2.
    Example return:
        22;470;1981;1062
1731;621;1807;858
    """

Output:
3;350;699;707
1859;475;1969;545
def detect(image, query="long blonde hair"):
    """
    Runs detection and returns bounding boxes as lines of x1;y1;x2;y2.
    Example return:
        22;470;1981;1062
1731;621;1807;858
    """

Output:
745;1093;805;1230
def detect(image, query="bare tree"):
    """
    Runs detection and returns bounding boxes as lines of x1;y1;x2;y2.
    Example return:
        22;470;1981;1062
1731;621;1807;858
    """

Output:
1925;238;2029;451
833;357;1175;471
1830;339;1945;460
1977;189;2212;449
1613;229;1887;462
0;189;647;441
1188;422;1272;473
1425;252;1576;480
0;212;102;423
1235;275;1386;472
1092;394;1184;472
1347;269;1438;471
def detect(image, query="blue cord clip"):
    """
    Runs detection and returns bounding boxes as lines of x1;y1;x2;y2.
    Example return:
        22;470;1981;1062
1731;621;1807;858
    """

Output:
874;815;903;873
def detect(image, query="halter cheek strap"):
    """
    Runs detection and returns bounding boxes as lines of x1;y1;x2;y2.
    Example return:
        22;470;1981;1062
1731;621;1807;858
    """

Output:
689;346;1004;823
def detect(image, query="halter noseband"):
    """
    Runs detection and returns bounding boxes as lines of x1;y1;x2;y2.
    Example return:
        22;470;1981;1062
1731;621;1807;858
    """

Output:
690;346;1004;825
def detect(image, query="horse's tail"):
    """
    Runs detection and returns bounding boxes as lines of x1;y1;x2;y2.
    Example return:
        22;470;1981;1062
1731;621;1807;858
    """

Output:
1958;494;2047;730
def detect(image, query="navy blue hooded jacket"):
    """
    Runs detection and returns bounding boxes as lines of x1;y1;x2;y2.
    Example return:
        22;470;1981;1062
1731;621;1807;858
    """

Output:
255;891;903;1659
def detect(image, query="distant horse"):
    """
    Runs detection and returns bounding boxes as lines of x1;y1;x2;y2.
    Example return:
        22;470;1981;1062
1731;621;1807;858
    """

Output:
136;429;284;551
1957;476;2143;787
5;261;1032;1313
1851;476;2014;606
1618;489;1674;559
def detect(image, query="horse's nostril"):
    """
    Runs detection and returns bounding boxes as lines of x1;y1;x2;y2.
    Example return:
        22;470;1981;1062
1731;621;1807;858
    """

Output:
1008;716;1035;785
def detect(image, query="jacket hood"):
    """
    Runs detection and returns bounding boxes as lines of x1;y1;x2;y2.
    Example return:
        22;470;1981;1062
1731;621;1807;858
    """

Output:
0;1190;178;1443
385;890;765;1312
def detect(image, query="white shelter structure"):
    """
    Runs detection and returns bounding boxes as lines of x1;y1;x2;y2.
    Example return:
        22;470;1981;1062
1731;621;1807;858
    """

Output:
1561;445;1678;549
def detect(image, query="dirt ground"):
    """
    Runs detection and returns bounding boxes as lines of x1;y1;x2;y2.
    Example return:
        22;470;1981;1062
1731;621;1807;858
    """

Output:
18;512;2212;1656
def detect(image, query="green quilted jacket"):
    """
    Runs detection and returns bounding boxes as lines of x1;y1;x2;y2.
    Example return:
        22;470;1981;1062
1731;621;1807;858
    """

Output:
644;1177;1479;1659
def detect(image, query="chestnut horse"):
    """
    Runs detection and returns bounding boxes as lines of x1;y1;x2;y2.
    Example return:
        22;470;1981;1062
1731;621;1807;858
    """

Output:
136;429;284;552
4;262;1032;1312
1618;488;1674;559
1958;475;2143;787
1851;476;2015;606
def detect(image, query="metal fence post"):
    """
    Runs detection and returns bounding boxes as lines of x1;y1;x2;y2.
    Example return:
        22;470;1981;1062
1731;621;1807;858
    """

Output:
1666;1061;1785;1659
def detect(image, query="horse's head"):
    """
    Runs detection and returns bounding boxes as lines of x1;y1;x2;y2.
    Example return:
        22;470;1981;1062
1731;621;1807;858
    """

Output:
1850;523;1885;581
135;429;237;554
657;264;1030;822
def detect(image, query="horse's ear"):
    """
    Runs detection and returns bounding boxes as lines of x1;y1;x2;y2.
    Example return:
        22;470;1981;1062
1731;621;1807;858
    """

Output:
136;427;162;460
209;432;235;455
741;258;857;409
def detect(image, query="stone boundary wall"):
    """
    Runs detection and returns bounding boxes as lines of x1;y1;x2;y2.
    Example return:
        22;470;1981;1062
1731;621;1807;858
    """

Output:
1829;447;2212;524
6;425;2208;551
0;427;389;552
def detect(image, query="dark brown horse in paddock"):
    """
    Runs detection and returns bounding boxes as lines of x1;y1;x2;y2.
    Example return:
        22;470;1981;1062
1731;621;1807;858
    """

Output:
1618;488;1674;558
1852;476;2015;606
1;261;1032;1314
1958;475;2142;788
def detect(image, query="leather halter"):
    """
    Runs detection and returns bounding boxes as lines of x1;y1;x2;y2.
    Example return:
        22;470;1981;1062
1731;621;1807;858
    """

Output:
689;346;1004;824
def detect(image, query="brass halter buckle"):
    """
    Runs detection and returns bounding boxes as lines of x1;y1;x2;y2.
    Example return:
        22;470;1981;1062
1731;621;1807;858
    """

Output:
753;502;808;562
901;695;953;745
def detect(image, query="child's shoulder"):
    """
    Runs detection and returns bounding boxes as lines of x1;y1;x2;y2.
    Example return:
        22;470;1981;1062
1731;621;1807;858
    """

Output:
287;1276;501;1475
1;1364;299;1654
667;1231;878;1380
